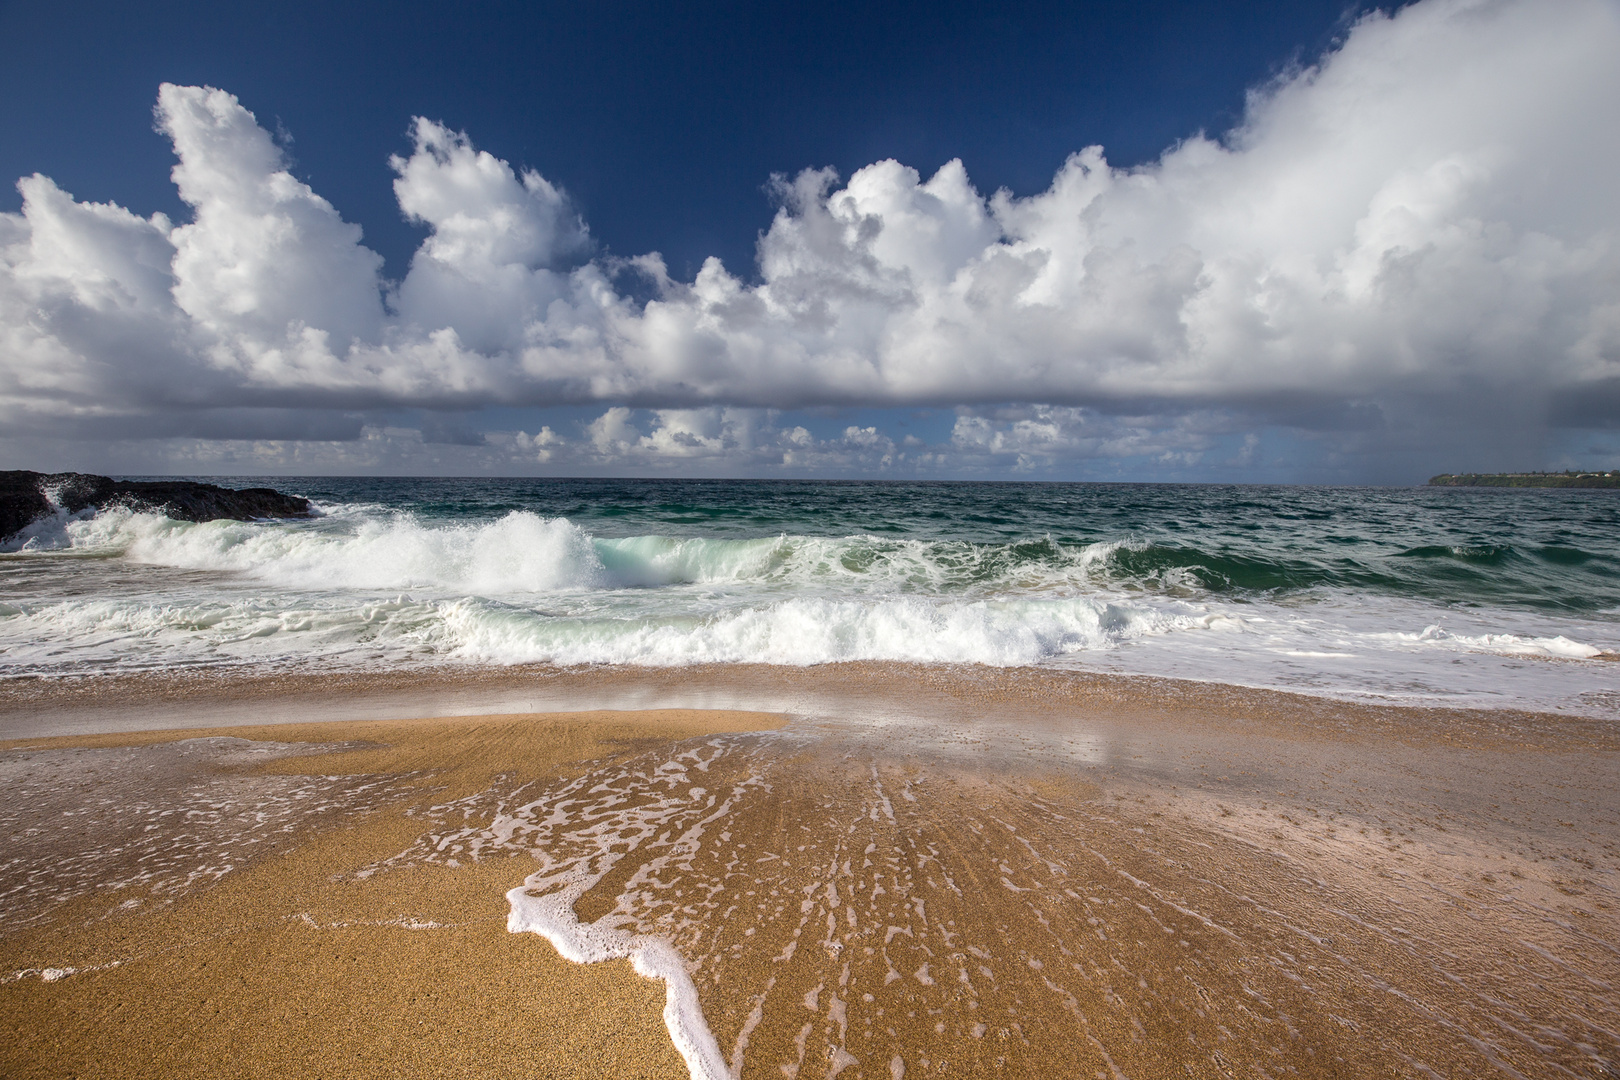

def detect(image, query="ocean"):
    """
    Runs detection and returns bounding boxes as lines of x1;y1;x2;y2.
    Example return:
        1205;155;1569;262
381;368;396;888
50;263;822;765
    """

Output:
3;477;1617;715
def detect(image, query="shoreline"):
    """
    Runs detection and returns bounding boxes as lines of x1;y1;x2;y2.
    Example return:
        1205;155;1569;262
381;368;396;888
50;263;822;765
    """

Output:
2;666;1616;1077
4;659;1616;750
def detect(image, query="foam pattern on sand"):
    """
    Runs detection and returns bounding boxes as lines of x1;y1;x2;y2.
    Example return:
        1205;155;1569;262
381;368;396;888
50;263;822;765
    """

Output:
0;738;417;929
374;728;1619;1079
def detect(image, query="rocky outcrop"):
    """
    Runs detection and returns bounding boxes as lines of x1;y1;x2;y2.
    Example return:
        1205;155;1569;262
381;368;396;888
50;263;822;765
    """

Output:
0;471;312;542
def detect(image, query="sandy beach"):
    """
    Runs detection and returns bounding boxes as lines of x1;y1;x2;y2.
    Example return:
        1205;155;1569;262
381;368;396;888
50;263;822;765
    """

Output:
7;0;1620;1072
2;663;1616;1078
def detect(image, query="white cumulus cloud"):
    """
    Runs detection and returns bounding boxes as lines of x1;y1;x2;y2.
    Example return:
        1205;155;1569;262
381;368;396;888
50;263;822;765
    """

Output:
391;117;589;355
1;0;1617;476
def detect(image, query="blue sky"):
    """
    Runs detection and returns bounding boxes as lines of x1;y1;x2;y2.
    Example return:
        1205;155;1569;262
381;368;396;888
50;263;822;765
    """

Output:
1;0;1617;481
0;0;1362;279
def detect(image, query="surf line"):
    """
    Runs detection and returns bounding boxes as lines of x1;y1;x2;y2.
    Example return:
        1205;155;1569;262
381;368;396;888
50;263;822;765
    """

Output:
507;877;732;1080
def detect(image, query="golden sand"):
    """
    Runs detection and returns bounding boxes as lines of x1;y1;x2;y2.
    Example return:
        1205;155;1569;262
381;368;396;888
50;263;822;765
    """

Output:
0;710;782;1080
1;666;1616;1078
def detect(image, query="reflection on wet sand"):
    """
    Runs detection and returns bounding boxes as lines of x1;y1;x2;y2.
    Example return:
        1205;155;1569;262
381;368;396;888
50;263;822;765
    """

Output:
388;708;1619;1079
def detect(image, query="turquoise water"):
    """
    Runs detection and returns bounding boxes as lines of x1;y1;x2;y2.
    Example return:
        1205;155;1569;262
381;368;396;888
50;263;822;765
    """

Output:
272;478;1620;612
3;479;1617;712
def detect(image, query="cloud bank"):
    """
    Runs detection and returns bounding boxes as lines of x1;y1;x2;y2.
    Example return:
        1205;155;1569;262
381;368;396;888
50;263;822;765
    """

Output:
2;0;1618;476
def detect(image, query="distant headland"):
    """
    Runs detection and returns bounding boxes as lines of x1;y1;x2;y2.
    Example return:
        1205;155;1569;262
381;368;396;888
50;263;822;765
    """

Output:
1428;471;1620;488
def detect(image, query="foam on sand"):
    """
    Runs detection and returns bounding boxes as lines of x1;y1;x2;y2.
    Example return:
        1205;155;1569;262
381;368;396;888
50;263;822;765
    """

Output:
508;896;731;1080
500;740;754;1079
3;675;1616;1079
366;707;1620;1080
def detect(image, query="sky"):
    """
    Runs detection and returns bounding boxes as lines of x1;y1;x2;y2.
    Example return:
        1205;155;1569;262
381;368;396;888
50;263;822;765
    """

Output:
1;0;1617;481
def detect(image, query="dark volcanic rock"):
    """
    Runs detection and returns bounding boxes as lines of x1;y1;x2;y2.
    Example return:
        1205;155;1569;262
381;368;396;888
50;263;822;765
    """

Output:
0;471;312;542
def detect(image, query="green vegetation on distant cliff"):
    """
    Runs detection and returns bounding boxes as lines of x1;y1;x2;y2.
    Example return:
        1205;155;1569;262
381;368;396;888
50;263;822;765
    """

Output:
1429;471;1620;488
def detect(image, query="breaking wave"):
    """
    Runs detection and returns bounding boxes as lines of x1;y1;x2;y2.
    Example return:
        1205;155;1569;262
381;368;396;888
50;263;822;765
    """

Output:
2;493;1616;712
17;504;1612;602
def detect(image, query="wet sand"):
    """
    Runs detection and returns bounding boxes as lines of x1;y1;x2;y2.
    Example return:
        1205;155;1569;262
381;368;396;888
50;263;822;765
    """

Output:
0;709;782;1079
1;664;1616;1078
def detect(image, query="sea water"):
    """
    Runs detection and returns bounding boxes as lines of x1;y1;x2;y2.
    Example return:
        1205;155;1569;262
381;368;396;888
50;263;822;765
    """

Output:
2;478;1617;714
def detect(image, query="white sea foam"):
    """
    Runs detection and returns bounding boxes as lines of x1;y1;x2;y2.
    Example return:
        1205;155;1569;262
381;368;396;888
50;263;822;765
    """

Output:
2;504;1616;712
8;506;1131;595
1397;625;1604;659
507;886;732;1080
82;507;607;593
490;739;767;1080
434;594;1185;667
